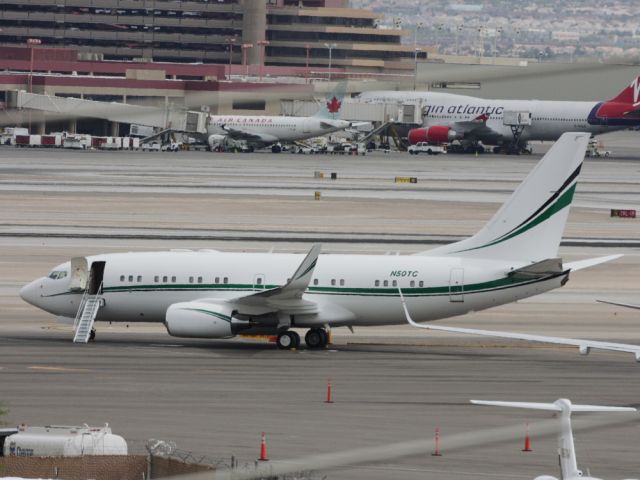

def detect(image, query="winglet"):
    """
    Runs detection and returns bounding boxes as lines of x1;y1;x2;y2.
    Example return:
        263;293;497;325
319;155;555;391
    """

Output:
285;243;322;294
398;288;423;329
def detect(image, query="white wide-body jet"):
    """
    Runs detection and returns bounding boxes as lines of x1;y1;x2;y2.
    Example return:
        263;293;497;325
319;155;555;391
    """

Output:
471;398;638;480
358;76;640;152
20;133;619;349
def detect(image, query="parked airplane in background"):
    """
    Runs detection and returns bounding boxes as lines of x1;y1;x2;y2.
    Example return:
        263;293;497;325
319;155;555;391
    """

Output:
471;399;638;480
207;92;350;152
357;76;640;153
20;133;620;350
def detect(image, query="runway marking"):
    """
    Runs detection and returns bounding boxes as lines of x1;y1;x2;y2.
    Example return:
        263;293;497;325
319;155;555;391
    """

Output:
149;344;184;348
28;365;90;373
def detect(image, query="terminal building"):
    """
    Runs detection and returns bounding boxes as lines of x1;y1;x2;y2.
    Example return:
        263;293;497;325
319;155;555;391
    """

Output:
0;0;424;74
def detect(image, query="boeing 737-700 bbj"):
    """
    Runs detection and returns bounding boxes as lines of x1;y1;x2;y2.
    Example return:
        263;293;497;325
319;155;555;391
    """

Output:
20;133;633;354
358;76;640;153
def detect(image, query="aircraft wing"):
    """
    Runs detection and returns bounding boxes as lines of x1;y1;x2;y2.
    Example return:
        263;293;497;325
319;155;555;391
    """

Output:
398;290;640;362
225;244;322;314
222;126;279;144
597;299;640;310
451;114;498;137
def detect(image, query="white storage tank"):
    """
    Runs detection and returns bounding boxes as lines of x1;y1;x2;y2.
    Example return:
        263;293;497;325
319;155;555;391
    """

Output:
3;424;127;457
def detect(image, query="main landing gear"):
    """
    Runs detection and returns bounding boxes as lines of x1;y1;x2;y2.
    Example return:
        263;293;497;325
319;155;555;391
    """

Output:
276;328;329;350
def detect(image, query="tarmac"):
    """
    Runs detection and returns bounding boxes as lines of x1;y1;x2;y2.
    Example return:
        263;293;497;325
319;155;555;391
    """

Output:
1;132;639;479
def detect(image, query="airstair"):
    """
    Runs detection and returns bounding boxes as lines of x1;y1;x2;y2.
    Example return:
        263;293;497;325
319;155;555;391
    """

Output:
73;285;103;343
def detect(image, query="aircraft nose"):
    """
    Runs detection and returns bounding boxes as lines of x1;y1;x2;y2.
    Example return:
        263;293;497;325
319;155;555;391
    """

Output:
19;279;42;306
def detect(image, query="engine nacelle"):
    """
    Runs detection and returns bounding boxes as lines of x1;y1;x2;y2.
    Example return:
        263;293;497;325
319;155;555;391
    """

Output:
164;301;248;338
208;134;226;150
408;126;459;145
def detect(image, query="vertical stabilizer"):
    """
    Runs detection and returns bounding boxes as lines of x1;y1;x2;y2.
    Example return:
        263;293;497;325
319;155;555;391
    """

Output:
471;398;636;480
606;76;640;105
313;83;346;120
421;132;590;262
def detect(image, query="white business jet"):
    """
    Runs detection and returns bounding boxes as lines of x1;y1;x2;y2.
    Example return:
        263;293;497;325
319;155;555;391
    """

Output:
20;132;619;349
471;398;638;480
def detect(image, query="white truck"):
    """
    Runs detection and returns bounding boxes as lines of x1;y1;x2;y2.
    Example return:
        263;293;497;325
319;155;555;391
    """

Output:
408;142;447;155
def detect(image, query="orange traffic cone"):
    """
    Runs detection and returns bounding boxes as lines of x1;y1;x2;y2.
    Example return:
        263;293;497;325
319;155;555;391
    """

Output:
522;423;532;452
325;379;334;404
259;432;269;461
432;427;442;456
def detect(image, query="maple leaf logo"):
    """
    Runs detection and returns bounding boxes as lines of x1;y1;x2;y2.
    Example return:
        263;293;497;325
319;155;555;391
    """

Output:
326;96;342;114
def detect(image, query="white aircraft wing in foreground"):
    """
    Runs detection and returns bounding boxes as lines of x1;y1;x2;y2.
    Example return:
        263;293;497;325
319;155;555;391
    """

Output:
399;285;640;362
597;299;640;310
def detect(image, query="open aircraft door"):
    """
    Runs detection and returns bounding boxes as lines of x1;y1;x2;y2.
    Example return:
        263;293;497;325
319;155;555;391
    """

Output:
69;257;88;292
449;268;464;303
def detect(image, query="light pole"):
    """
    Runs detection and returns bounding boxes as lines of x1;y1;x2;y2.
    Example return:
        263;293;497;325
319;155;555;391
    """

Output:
27;38;41;94
455;24;463;56
257;40;269;81
241;43;253;77
492;27;502;63
27;38;41;134
225;37;236;77
413;21;423;48
413;47;422;91
324;42;336;81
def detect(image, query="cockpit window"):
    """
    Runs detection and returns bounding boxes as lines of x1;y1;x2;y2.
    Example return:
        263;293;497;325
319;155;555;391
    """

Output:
48;270;68;280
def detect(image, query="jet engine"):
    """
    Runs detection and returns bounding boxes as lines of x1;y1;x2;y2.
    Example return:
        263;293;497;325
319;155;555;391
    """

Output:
164;302;249;338
408;126;459;145
208;134;226;151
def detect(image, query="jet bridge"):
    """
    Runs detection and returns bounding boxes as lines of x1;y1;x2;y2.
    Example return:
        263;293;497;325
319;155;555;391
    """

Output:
14;91;209;135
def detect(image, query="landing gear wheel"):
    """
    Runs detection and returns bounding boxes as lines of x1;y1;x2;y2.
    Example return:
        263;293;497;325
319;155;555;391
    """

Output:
89;328;96;342
277;331;299;350
305;328;328;349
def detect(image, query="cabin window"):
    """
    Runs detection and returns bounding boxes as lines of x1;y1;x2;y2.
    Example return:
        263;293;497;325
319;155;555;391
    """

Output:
215;277;220;284
313;279;318;286
383;280;388;287
128;275;133;282
120;275;125;282
154;275;159;283
256;277;263;285
331;279;336;286
375;280;380;287
410;280;415;288
419;281;424;287
189;276;194;284
392;280;397;287
171;276;176;283
223;277;228;284
339;279;345;286
137;275;142;283
197;276;203;284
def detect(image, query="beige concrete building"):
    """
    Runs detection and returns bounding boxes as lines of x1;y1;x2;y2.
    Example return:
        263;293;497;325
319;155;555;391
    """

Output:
0;0;425;74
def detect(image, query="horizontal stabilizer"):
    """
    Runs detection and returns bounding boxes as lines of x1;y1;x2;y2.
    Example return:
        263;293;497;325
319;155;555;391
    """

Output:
471;399;636;414
565;254;623;272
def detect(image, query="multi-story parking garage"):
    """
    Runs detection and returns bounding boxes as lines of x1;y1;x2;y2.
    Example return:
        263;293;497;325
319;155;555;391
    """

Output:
0;0;426;74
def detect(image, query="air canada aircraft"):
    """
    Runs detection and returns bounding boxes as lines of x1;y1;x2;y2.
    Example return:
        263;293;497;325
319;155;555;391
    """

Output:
357;76;640;153
207;91;350;152
20;132;623;349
